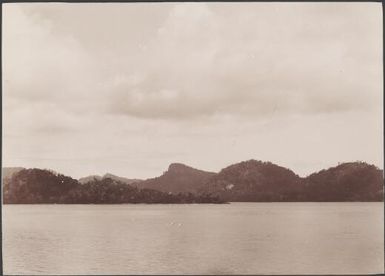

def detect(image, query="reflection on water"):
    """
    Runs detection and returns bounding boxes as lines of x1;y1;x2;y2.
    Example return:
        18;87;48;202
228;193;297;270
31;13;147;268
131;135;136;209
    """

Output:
3;203;384;275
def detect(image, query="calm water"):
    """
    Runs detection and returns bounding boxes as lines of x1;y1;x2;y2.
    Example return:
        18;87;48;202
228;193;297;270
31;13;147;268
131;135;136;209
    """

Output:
3;203;384;275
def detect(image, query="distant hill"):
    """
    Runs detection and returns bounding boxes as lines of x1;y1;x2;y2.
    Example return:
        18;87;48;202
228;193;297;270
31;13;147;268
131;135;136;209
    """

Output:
202;160;303;201
133;163;216;194
304;162;383;201
3;168;224;204
78;175;102;184
79;173;141;185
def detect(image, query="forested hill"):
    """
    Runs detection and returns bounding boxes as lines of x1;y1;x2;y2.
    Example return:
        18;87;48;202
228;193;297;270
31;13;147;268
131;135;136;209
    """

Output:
201;160;303;202
201;160;383;202
2;160;383;203
132;163;215;194
303;162;383;201
2;169;224;204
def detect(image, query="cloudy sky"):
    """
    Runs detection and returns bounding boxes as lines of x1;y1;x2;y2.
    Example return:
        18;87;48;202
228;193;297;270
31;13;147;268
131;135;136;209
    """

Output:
3;3;383;179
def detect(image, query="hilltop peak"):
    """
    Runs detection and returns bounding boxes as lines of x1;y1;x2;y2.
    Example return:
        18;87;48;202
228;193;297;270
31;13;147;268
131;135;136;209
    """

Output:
219;159;277;173
167;163;192;172
335;161;377;170
136;163;215;194
103;173;118;178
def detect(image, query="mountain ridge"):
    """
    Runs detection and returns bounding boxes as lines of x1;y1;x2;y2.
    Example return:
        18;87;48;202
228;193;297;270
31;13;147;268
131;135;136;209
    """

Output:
78;173;142;185
2;160;383;202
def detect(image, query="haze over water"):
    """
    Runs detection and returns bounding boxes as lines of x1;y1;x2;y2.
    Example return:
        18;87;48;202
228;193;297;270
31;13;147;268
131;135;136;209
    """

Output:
3;202;384;275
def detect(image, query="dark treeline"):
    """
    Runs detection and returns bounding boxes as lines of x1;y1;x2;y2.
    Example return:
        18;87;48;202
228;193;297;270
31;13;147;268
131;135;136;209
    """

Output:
3;169;225;204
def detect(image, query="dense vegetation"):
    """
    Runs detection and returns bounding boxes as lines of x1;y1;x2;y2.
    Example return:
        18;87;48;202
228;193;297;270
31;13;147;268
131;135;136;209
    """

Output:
201;160;304;201
3;160;383;203
202;160;383;202
2;169;225;204
304;162;383;201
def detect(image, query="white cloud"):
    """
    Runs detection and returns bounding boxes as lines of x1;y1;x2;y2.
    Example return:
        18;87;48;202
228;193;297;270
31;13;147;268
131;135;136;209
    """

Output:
102;3;382;120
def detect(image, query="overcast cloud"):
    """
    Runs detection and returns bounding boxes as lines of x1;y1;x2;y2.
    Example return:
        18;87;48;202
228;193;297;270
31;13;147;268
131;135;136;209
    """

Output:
3;3;383;179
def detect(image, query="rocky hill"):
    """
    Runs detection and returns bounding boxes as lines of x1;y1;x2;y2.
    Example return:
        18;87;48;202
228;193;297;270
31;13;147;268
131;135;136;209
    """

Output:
133;163;216;194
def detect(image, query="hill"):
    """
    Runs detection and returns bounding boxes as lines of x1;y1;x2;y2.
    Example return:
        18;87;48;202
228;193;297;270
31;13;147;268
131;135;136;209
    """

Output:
202;160;303;201
201;160;383;202
78;173;141;185
3;168;79;203
133;163;216;194
304;162;383;201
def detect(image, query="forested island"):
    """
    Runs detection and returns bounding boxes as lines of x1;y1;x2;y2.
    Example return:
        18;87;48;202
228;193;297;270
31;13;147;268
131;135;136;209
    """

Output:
2;160;383;204
2;168;224;204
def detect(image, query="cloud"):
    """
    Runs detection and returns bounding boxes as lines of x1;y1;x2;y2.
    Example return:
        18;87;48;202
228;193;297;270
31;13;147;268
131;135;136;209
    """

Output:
2;4;108;120
3;3;382;122
102;3;382;120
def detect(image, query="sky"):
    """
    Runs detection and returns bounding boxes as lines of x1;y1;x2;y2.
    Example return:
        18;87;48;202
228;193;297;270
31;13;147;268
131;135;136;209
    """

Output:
2;2;383;179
